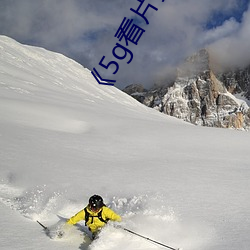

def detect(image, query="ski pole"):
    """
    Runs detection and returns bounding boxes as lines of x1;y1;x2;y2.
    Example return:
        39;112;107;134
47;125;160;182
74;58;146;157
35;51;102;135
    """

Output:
122;227;180;250
37;220;48;231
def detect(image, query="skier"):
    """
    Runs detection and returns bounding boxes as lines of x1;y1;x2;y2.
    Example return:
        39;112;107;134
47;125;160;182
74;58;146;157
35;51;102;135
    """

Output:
66;194;121;239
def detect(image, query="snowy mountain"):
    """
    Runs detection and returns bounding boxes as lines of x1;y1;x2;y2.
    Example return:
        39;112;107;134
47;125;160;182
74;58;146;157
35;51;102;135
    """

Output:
124;49;250;130
0;36;250;250
217;65;250;100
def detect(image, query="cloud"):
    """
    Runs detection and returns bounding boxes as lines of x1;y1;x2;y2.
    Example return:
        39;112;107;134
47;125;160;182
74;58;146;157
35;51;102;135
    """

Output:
209;4;250;69
0;0;249;89
200;18;240;45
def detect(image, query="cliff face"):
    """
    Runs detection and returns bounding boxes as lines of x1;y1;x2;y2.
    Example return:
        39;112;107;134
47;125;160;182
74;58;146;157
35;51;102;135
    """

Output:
124;49;250;130
218;66;250;99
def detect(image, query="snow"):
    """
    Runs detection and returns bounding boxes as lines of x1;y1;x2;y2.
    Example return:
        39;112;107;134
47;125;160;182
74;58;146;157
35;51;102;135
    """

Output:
0;35;250;250
234;93;250;107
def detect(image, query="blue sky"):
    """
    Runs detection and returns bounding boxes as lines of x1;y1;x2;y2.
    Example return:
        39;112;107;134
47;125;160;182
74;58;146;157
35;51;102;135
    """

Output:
206;0;249;28
0;0;249;88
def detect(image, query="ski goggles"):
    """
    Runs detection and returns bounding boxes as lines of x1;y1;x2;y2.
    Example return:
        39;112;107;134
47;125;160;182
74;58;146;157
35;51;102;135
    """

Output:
89;205;101;212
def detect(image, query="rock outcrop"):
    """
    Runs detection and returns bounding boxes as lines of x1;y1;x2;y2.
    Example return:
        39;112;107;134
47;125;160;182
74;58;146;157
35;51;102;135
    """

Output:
124;49;250;130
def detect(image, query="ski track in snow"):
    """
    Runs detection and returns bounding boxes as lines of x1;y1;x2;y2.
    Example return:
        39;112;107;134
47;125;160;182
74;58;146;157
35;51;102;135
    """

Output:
0;180;211;250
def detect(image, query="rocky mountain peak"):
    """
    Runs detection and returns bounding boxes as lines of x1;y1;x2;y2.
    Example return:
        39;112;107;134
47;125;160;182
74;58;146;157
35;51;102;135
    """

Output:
123;49;250;130
177;49;210;78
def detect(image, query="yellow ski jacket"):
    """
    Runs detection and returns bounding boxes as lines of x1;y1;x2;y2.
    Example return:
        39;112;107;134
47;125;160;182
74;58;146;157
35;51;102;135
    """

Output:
67;206;121;233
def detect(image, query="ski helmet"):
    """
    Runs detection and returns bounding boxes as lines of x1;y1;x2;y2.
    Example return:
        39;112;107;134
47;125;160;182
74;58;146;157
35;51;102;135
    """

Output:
89;195;104;210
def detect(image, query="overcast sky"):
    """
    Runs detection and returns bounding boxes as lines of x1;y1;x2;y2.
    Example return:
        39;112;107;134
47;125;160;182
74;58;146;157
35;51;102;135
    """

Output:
0;0;249;89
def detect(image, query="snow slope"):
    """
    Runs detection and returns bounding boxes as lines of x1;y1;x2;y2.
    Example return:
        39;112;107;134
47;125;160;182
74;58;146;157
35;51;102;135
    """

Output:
0;35;250;250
